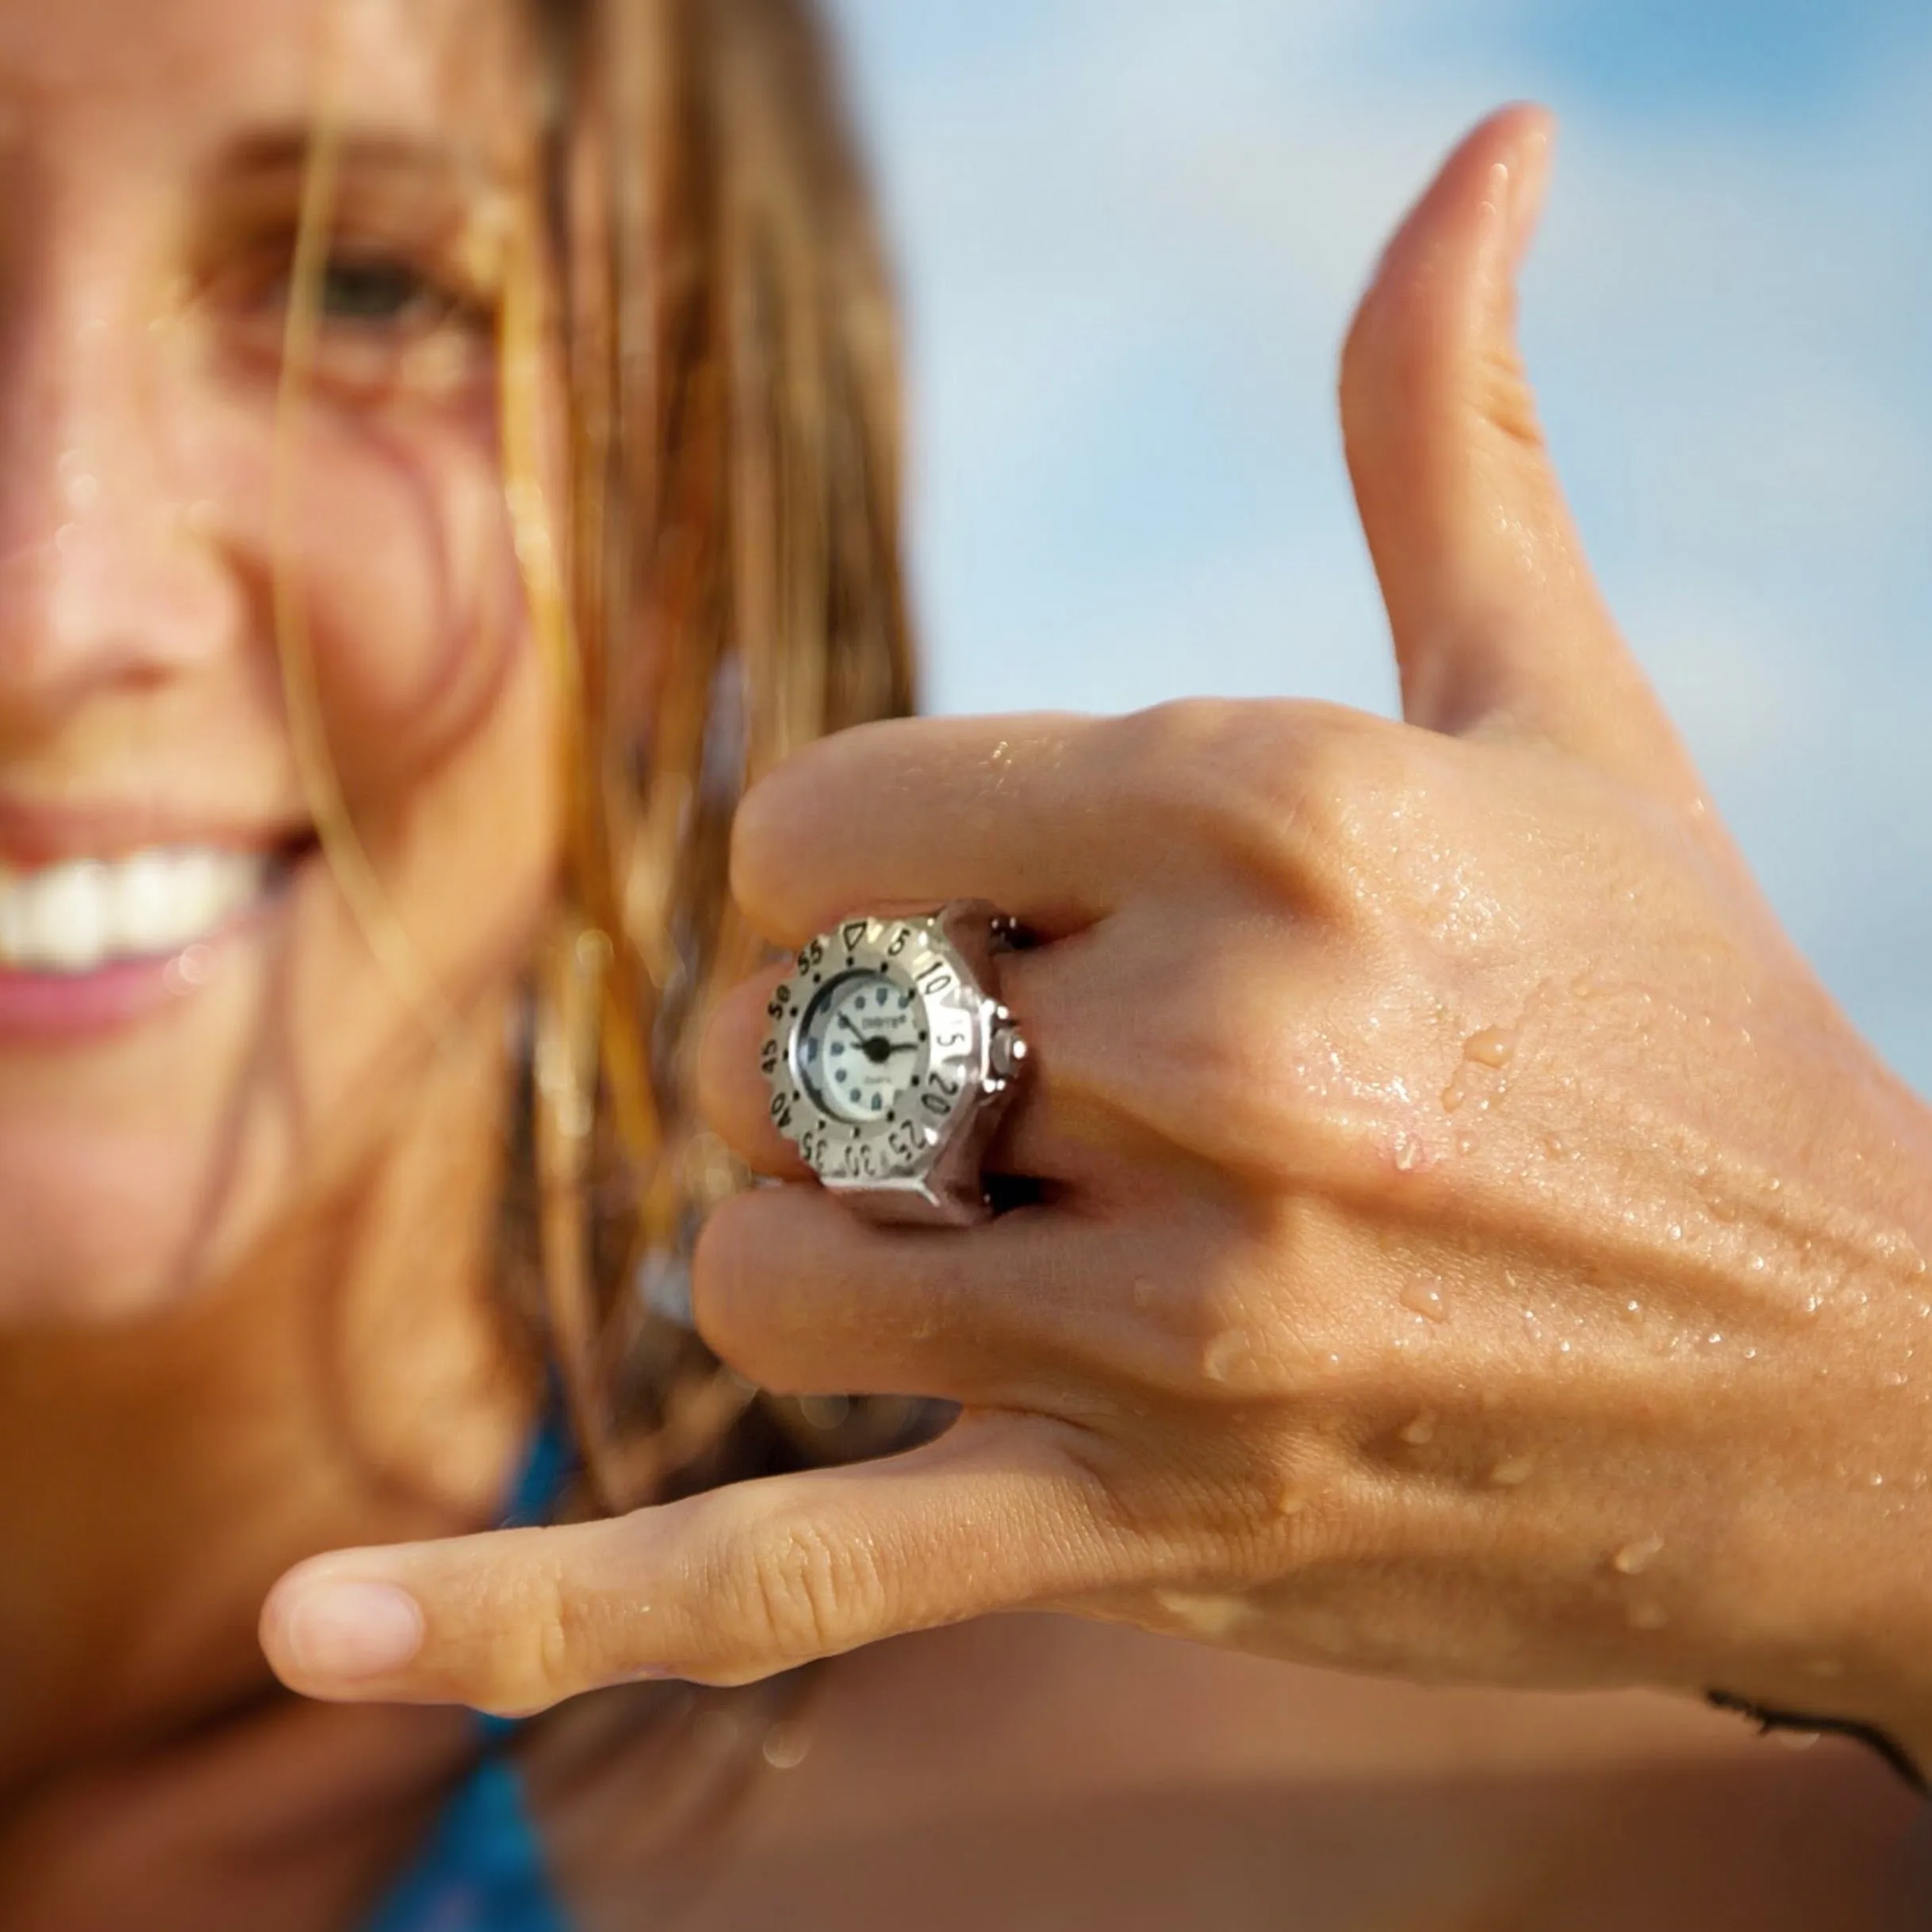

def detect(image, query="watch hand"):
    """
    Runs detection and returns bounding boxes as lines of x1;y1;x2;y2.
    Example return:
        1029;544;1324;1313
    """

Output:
837;1013;868;1045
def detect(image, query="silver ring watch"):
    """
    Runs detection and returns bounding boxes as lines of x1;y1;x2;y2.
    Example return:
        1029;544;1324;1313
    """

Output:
761;900;1029;1226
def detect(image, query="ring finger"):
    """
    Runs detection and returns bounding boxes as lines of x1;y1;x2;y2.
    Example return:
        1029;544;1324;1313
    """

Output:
692;1181;1167;1412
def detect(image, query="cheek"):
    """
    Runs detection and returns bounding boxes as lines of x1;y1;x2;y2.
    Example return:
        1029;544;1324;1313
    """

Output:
288;408;531;805
268;397;563;1023
0;377;562;1327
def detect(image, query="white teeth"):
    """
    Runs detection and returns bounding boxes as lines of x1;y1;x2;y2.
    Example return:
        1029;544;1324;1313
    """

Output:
0;848;274;976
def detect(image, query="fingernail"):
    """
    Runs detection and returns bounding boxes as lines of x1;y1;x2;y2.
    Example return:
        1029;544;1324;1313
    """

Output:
284;1581;425;1680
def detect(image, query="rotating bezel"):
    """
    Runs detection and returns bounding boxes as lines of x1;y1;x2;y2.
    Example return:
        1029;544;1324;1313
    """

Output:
761;914;989;1194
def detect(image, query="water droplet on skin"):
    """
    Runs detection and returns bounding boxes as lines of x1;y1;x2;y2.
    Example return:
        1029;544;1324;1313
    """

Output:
1869;1472;1888;1489
1620;1299;1644;1325
1748;1256;1768;1274
761;1721;811;1771
1152;1589;1254;1641
1393;1136;1424;1173
1612;1536;1664;1576
1203;1332;1245;1384
1704;1332;1724;1348
1627;1601;1670;1631
1774;1730;1823;1753
1455;1132;1477;1157
1542;1133;1569;1161
1400;1413;1438;1447
1463;1028;1516;1070
1441;1075;1468;1114
1489;1455;1535;1489
1667;1224;1684;1243
1401;1281;1448;1324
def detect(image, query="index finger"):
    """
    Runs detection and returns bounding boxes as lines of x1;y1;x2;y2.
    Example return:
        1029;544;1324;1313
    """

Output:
730;712;1117;945
259;1413;1123;1714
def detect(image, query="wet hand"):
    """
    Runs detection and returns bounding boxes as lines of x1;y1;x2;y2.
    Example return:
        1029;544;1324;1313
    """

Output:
262;106;1932;1754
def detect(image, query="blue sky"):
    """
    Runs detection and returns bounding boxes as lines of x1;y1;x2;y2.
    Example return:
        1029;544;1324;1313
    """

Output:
826;0;1932;1098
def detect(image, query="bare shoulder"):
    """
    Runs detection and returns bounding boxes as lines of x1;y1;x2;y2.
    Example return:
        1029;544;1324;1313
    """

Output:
523;1614;1924;1932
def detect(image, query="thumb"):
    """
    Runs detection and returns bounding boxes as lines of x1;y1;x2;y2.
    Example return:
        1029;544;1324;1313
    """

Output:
1340;105;1699;807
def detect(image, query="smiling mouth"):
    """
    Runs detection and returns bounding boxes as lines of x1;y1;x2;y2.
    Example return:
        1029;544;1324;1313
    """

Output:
0;838;316;977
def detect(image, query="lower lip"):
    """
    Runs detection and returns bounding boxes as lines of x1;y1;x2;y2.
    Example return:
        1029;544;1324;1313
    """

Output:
0;881;294;1046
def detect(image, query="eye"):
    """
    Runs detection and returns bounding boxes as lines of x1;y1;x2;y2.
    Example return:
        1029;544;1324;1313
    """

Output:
225;242;495;400
310;251;484;335
316;254;439;324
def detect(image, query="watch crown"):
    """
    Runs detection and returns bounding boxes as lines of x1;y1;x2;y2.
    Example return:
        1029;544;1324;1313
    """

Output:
988;1022;1027;1082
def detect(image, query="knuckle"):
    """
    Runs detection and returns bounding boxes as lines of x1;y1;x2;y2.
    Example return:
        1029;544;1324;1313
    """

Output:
1114;1216;1321;1397
728;723;884;922
475;1552;586;1718
729;1514;885;1669
1106;698;1421;914
1271;713;1418;887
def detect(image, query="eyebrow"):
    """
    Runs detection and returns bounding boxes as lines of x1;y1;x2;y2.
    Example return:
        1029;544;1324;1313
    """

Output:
215;125;508;201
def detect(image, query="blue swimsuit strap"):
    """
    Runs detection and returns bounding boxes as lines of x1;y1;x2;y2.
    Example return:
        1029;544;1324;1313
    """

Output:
360;1405;579;1932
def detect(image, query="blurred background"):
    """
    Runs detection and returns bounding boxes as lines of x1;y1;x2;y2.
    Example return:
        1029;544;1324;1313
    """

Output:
826;0;1932;1098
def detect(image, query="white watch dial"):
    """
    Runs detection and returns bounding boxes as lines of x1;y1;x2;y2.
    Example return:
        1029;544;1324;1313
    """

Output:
795;968;926;1125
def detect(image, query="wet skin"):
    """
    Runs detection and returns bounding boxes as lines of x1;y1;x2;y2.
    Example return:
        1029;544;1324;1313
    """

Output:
265;107;1932;1798
0;0;1928;1925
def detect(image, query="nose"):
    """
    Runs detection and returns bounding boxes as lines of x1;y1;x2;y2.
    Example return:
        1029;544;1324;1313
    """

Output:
0;289;244;742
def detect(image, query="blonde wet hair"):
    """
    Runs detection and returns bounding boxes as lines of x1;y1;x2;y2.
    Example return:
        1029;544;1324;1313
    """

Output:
277;0;921;1512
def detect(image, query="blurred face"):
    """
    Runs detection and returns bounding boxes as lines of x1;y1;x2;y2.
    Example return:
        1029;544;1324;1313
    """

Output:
0;0;558;1319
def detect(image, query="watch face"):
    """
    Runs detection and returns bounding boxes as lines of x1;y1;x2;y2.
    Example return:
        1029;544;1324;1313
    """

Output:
795;969;924;1124
762;915;986;1190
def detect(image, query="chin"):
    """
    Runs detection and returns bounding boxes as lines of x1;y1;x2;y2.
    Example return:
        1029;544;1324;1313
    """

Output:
0;1130;246;1325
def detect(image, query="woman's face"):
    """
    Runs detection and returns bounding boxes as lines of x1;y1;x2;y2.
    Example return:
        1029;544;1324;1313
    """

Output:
0;0;558;1320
